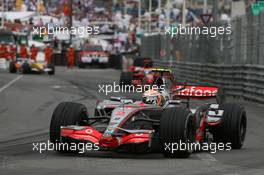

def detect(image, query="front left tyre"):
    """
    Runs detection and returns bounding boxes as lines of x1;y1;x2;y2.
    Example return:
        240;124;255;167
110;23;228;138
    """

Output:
50;102;88;152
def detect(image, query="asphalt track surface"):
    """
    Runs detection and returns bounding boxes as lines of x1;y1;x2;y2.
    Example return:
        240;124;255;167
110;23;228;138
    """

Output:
0;67;264;175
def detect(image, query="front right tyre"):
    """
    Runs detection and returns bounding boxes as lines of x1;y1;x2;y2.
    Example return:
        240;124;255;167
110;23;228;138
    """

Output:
159;106;195;158
213;103;247;149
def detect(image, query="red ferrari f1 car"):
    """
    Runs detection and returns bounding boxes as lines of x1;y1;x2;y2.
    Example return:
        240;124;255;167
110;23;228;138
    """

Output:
120;57;154;86
120;67;176;88
50;77;247;158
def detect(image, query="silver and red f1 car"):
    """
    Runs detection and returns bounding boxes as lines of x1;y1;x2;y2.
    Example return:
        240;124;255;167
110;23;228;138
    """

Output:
50;81;247;158
78;44;109;68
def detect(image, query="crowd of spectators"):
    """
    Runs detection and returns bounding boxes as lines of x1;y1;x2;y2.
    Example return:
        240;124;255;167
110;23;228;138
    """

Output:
2;0;43;12
2;0;252;54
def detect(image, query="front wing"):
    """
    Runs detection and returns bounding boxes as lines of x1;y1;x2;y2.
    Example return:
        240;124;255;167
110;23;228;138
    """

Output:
61;125;151;149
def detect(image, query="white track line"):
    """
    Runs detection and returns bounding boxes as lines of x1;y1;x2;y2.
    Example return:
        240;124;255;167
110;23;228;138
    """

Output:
0;75;23;93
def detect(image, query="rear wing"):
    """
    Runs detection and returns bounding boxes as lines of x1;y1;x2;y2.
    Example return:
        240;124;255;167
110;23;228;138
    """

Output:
145;68;174;78
173;85;218;98
147;68;172;73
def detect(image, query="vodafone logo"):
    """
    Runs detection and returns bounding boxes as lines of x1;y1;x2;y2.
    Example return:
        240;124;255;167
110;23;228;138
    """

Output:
135;133;143;136
175;86;218;97
85;129;93;134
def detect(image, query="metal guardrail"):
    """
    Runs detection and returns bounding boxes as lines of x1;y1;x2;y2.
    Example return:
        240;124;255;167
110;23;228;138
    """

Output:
154;60;264;103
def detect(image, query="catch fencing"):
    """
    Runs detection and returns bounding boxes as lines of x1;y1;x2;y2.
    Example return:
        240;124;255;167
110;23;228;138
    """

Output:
141;11;264;65
140;11;264;103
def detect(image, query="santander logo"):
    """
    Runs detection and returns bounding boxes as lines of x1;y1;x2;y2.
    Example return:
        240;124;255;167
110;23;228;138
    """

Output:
175;85;218;97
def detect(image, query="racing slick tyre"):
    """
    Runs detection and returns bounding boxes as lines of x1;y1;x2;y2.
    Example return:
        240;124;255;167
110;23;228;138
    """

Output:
9;62;17;73
212;103;247;149
48;64;55;75
159;106;195;158
119;72;132;86
78;61;85;68
50;102;88;152
22;62;31;74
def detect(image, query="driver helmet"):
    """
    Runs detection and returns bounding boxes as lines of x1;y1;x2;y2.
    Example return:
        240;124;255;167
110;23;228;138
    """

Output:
142;89;165;106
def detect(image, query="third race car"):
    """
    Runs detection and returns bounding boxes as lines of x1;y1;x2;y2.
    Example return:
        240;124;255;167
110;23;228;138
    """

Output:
9;52;55;75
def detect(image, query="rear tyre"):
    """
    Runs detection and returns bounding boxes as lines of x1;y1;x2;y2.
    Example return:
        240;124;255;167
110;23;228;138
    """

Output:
48;64;55;75
159;106;195;158
119;72;133;86
213;103;247;149
50;102;88;152
9;62;17;73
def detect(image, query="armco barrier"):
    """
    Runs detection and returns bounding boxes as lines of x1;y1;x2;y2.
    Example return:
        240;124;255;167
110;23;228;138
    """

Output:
154;60;264;103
